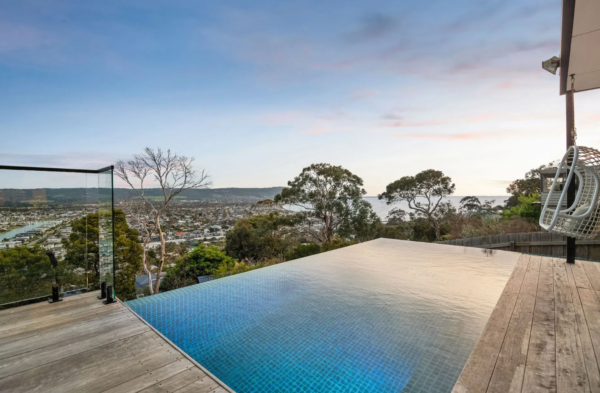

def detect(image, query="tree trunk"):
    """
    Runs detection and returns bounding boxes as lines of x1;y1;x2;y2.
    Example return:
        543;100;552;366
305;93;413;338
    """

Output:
142;239;154;296
153;213;166;294
432;220;441;241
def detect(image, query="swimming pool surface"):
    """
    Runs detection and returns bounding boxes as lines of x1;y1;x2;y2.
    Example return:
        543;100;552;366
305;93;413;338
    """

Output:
127;239;519;392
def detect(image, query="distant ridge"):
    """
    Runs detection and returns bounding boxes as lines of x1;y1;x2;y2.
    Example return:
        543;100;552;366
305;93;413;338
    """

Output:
0;187;285;206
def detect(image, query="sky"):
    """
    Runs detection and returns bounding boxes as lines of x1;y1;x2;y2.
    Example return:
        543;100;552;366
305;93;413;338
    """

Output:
1;0;600;195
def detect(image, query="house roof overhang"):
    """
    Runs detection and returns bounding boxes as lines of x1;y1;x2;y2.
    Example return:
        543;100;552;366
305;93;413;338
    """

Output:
560;0;600;95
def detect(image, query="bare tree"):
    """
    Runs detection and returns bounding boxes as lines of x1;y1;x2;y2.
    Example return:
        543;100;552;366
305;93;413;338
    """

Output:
120;199;156;295
115;148;210;294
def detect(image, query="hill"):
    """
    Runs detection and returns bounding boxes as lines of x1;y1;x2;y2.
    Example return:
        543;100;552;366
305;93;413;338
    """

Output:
0;187;284;206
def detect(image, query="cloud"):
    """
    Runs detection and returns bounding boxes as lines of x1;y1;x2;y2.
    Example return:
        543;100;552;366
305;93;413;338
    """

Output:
302;129;331;134
391;132;499;140
386;120;448;128
497;82;515;89
467;114;499;123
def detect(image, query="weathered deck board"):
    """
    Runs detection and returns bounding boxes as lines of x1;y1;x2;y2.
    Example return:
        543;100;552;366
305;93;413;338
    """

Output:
0;292;233;393
553;258;588;392
452;254;531;393
487;255;540;393
566;264;600;393
454;257;600;393
522;256;556;393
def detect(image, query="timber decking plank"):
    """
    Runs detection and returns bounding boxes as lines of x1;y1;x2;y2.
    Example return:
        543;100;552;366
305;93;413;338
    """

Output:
579;289;600;385
570;260;593;289
0;300;109;332
0;306;129;345
0;311;137;360
566;266;600;393
522;256;556;393
0;317;149;379
553;259;589;392
487;256;541;393
66;349;182;393
581;261;600;291
0;331;160;393
451;254;530;393
0;294;105;324
100;359;195;393
0;291;99;316
137;368;207;393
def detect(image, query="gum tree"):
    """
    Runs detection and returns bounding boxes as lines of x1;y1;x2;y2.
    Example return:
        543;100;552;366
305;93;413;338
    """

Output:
115;148;210;294
379;169;455;241
274;163;378;243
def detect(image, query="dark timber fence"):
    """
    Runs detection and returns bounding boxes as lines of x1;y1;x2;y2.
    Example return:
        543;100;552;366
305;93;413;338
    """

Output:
438;232;600;261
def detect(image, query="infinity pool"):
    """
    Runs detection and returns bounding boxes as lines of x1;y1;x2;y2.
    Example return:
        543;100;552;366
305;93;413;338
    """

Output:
127;239;518;392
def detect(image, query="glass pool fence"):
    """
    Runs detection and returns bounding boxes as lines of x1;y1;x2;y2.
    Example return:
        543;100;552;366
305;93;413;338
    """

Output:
0;165;115;309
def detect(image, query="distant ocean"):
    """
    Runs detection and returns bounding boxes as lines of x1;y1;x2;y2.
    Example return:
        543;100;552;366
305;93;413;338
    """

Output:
287;196;508;220
364;196;507;219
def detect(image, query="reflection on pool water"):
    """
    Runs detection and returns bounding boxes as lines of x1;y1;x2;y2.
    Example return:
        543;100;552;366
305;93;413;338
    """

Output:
127;239;519;392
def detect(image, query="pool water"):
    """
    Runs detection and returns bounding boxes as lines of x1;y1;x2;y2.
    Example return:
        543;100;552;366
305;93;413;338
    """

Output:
127;239;518;392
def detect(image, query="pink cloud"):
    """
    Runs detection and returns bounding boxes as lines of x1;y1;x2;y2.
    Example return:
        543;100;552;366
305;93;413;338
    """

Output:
391;132;497;140
303;129;331;134
467;113;499;123
498;82;514;89
387;120;448;127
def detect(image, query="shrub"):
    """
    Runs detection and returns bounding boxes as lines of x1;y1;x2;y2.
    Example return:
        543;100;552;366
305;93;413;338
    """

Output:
162;244;235;290
320;237;357;252
285;243;321;261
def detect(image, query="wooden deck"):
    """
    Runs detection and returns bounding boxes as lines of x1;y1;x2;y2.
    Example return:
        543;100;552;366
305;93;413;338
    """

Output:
453;254;600;393
0;291;233;393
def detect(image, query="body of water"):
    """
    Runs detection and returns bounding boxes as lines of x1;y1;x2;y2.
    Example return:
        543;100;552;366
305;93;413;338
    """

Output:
0;221;57;242
287;196;507;219
128;239;518;393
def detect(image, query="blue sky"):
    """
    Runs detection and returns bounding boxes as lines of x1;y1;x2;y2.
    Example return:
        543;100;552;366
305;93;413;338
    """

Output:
1;0;599;194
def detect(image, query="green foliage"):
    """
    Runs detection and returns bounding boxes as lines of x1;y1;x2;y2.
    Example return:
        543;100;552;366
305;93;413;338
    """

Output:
62;213;99;280
320;237;358;252
162;244;235;290
210;259;278;280
113;210;143;301
275;163;377;243
379;169;455;241
0;246;54;305
285;243;321;261
63;210;143;301
506;163;555;207
224;212;297;262
502;194;541;221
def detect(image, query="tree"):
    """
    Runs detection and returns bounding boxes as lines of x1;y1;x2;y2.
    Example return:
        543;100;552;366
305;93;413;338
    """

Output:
459;196;496;216
62;213;100;282
274;163;376;243
224;212;298;262
113;210;144;300
285;243;321;261
0;246;54;304
379;169;455;241
506;162;556;207
120;199;156;295
63;210;143;300
115;148;210;294
162;244;235;290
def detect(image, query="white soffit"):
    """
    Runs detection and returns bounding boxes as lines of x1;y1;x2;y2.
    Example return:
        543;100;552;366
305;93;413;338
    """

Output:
566;0;600;93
